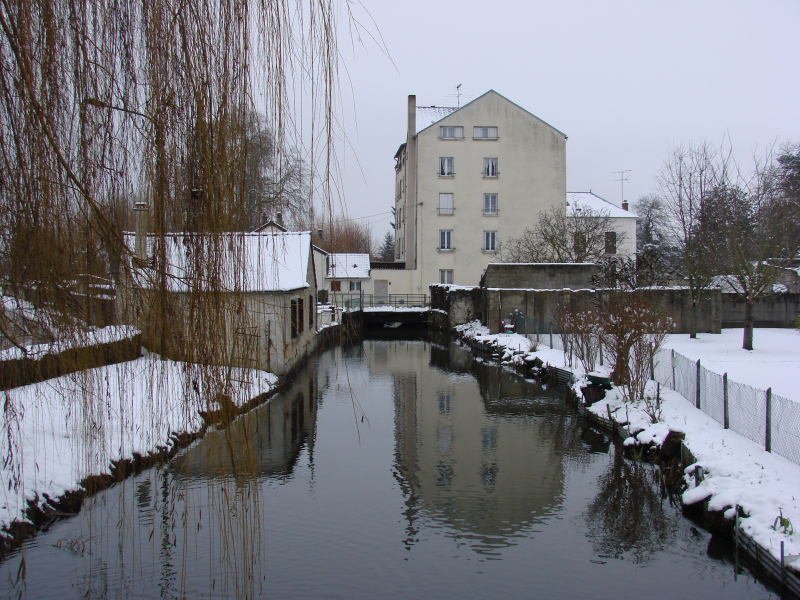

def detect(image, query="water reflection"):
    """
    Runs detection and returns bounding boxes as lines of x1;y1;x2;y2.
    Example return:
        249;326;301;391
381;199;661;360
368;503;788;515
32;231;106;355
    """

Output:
585;447;675;563
387;341;572;555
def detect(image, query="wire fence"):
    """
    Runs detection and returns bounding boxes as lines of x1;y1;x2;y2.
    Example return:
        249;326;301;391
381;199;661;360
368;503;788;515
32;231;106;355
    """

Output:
653;347;800;467
540;332;800;467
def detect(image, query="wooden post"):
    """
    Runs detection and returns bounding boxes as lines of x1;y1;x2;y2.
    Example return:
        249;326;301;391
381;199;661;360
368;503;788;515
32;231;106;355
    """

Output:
765;387;772;452
671;349;676;390
549;322;553;348
723;372;729;429
696;359;701;409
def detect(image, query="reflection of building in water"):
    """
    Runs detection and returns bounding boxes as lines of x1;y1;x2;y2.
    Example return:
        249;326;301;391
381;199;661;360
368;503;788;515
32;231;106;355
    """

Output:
369;340;568;550
172;365;319;479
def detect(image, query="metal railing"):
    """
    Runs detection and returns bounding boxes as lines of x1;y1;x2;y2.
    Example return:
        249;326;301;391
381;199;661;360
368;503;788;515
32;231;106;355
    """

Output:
324;292;429;309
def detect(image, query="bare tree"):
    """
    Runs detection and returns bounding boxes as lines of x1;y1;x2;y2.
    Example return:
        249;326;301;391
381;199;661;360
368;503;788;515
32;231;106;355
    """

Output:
313;218;375;256
657;142;725;338
708;152;800;349
500;205;624;263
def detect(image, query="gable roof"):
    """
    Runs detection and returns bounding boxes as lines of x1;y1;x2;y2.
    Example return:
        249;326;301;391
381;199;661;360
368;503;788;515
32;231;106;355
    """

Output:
125;231;312;292
327;253;371;279
415;90;567;139
567;192;636;219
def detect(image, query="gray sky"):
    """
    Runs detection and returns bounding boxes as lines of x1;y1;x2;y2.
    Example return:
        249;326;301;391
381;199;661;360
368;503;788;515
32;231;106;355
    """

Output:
328;0;800;240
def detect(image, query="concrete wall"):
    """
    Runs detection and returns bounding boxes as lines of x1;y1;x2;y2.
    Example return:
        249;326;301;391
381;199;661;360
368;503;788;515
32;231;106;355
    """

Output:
721;293;800;328
481;263;596;290
456;287;721;335
429;284;481;327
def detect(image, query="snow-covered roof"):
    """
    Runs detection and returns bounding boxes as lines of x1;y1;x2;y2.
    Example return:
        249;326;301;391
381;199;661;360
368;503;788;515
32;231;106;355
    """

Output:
567;192;636;219
416;106;458;133
124;231;312;292
327;254;370;279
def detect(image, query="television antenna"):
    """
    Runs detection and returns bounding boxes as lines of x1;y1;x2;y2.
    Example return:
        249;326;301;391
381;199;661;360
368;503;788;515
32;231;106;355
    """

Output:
613;170;630;205
445;84;472;108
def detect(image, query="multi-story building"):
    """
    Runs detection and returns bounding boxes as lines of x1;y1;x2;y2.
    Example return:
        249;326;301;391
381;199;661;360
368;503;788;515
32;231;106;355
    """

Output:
390;90;567;293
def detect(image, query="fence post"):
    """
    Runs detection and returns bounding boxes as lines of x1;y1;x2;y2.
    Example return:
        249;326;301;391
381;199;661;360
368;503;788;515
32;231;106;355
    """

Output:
650;347;655;381
765;387;772;452
599;341;603;366
549;323;553;348
723;372;729;429
671;349;675;390
696;359;701;409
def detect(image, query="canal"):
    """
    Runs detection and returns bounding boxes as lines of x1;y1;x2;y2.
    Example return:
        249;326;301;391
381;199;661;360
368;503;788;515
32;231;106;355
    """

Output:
1;339;775;599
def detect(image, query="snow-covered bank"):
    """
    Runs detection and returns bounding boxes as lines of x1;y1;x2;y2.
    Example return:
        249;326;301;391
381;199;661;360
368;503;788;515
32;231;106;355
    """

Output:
0;325;140;362
454;322;800;565
0;354;277;535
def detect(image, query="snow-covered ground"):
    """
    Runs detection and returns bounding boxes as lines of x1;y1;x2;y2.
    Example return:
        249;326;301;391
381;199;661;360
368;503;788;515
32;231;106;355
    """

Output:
455;322;800;565
0;354;277;534
0;325;140;361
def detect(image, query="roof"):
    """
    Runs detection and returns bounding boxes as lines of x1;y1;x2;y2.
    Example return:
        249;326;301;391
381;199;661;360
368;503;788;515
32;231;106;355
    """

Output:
253;219;288;233
567;192;636;219
416;106;458;134
125;231;312;292
414;90;568;139
327;254;371;279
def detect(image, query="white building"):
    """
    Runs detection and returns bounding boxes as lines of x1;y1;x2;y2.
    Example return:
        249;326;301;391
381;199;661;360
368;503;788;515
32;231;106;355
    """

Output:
566;191;637;257
388;90;567;293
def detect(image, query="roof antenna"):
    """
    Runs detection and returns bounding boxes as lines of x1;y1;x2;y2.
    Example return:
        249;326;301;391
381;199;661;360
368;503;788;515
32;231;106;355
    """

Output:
446;84;471;108
613;170;630;206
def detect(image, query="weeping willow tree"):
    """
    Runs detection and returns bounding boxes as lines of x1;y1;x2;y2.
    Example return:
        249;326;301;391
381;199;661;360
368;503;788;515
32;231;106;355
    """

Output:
0;0;341;594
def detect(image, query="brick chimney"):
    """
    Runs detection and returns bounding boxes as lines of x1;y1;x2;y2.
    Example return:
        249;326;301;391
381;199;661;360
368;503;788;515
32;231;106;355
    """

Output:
622;200;629;211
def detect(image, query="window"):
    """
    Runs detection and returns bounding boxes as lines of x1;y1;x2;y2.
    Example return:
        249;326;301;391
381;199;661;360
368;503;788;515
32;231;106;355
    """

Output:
440;126;463;139
473;126;498;139
438;193;454;215
483;193;498;215
349;280;361;291
484;230;497;252
439;157;454;176
439;229;453;250
290;297;305;338
605;231;617;254
439;269;454;284
330;280;341;292
483;157;498;177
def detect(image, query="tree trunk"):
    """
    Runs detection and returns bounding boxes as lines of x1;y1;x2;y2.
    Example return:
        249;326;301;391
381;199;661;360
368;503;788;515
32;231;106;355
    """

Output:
743;297;754;350
690;294;698;339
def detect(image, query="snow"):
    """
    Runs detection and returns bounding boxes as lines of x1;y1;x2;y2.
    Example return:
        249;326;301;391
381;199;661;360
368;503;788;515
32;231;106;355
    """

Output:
662;328;800;401
0;354;277;534
455;322;800;564
124;231;311;292
567;191;635;218
326;253;371;279
0;325;140;361
416;106;458;133
362;306;428;313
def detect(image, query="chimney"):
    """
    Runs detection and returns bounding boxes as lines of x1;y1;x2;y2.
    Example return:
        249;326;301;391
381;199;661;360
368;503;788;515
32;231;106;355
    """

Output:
317;228;323;238
408;94;416;140
622;200;629;211
133;202;148;261
276;212;283;228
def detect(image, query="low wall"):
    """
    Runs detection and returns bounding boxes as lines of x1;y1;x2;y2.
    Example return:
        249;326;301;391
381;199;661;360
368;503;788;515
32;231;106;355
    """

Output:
429;285;481;328
721;293;800;328
481;263;596;290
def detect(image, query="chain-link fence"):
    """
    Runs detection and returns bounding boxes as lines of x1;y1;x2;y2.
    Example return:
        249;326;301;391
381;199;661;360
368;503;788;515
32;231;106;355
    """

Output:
653;347;800;467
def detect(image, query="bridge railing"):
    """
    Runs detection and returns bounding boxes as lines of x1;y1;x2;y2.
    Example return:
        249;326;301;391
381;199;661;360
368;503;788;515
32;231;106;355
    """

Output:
324;292;429;310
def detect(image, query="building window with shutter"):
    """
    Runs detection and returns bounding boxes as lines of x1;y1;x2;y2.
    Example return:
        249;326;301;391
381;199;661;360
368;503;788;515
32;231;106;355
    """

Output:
440;126;464;139
483;230;497;252
473;126;498;139
438;193;454;215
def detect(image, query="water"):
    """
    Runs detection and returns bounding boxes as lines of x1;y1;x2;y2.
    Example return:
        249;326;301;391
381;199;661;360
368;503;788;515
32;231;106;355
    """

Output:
1;340;775;599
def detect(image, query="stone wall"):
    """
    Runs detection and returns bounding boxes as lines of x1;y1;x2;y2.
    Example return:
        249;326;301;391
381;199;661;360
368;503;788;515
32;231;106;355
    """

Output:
481;263;597;290
429;284;481;328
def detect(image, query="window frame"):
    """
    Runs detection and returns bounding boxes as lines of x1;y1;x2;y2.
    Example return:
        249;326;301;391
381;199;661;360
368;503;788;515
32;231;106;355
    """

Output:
439;126;464;140
439;157;454;177
473;126;498;140
605;231;618;255
438;192;454;215
483;230;497;252
439;269;454;284
483;193;498;215
483;157;498;178
439;229;453;250
349;280;361;291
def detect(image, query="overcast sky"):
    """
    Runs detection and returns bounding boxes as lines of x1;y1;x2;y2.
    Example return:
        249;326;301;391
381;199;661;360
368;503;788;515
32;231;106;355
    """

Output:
325;0;800;241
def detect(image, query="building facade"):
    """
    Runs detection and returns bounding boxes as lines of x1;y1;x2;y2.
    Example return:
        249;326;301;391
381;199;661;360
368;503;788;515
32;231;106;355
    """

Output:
393;90;568;292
